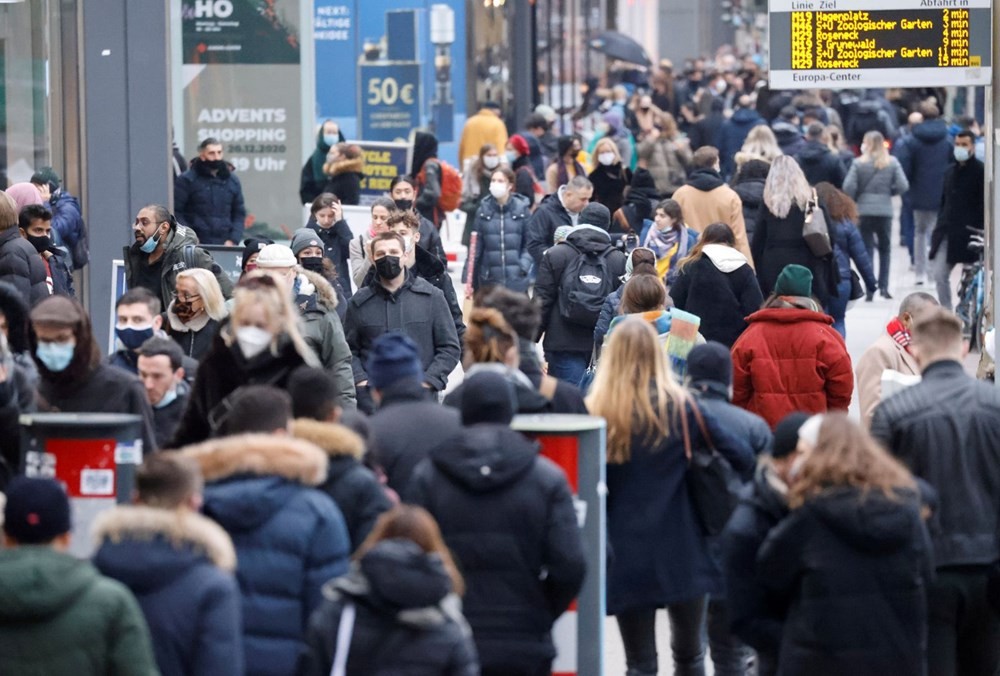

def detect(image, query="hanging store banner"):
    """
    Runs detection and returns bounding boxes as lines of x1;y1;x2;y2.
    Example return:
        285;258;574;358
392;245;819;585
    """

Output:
181;0;304;241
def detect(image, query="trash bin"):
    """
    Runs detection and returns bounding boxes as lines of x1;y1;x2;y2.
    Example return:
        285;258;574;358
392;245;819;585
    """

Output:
19;413;144;557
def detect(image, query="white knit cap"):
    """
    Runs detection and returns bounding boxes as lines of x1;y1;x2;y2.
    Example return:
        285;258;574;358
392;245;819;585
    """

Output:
797;414;824;449
254;244;297;269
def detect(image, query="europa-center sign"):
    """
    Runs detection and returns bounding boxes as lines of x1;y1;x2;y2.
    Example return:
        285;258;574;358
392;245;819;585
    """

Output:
768;0;992;88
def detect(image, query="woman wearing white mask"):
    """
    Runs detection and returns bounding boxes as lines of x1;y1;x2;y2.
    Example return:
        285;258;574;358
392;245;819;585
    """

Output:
459;143;501;247
588;137;632;216
465;167;534;294
169;273;319;446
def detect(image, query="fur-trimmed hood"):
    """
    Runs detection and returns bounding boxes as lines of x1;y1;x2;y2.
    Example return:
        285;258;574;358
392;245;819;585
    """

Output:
324;156;364;177
93;505;237;572
298;267;338;312
291;418;365;459
178;433;328;486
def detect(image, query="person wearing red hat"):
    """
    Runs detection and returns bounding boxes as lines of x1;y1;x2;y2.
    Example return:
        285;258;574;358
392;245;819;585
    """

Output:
505;134;541;205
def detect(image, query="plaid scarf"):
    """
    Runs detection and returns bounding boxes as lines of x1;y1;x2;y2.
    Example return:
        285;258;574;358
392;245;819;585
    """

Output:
887;317;912;353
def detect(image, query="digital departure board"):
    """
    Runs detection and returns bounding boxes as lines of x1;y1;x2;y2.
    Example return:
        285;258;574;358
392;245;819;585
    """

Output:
769;0;992;88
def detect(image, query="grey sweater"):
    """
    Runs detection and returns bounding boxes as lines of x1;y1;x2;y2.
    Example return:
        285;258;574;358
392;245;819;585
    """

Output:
842;157;909;218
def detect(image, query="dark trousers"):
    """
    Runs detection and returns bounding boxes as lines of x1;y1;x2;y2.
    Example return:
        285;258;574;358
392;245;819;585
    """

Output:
616;596;708;676
545;350;590;388
482;662;551;676
900;192;915;262
707;597;752;676
859;215;893;292
927;566;1000;676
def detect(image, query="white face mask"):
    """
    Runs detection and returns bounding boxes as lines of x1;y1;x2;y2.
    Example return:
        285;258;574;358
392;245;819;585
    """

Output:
483;155;500;169
953;146;971;163
235;326;273;359
489;182;509;199
597;152;616;166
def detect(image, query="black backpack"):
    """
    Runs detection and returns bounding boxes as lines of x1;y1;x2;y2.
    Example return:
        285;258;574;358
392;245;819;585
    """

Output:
558;244;615;327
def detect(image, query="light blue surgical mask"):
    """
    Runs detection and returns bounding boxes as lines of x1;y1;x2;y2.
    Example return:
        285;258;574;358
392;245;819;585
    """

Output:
139;232;160;254
154;387;178;409
953;146;971;163
505;150;518;164
323;134;338;147
36;340;76;372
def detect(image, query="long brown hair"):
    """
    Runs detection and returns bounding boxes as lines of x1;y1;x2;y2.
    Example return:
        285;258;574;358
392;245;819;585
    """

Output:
814;182;858;224
677;222;736;272
355;505;465;596
620;275;667;314
586;318;686;463
788;413;916;509
464;308;518;366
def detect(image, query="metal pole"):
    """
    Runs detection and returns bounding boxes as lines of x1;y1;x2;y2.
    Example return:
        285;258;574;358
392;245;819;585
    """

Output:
992;3;1000;383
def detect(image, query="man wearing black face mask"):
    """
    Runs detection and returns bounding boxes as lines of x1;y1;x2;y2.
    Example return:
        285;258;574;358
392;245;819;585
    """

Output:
18;204;74;298
108;287;199;381
344;232;460;414
388;175;447;266
174;137;247;245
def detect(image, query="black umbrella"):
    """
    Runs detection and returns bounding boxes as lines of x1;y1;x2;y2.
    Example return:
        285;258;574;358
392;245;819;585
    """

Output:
588;31;652;68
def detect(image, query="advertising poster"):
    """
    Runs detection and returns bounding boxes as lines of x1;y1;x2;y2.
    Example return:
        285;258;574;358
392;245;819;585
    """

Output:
356;141;411;205
181;0;303;241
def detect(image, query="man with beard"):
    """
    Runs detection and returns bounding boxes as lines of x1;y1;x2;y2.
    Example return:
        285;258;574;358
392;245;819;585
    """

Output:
124;204;233;310
174;137;247;245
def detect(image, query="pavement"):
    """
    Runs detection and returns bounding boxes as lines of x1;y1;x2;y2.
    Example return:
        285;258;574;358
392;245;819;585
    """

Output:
438;205;975;675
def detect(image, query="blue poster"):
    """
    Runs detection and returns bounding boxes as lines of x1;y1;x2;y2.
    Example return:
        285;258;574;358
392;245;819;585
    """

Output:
358;63;421;142
313;3;355;118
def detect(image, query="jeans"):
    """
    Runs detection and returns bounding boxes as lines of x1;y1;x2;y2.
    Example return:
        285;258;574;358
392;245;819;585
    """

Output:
545;350;590;388
616;597;708;676
827;279;852;338
913;210;937;279
926;567;1000;676
931;240;955;310
859;215;893;292
900;193;915;261
707;597;752;676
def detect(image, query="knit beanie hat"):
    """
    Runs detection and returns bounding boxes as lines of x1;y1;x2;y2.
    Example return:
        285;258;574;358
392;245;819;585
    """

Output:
509;134;530;157
290;228;323;258
241;237;274;271
687;342;733;387
5;183;43;212
30;166;61;192
3;477;71;544
460;371;517;425
255;244;297;269
773;412;811;458
367;332;423;390
553;225;574;244
773;264;813;297
579;202;611;230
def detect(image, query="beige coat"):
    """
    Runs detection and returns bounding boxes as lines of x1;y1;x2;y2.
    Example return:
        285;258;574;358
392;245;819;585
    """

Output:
855;332;921;427
671;183;754;267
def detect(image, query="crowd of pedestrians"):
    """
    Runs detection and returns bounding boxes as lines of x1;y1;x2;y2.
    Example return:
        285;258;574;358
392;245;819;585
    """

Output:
0;55;996;676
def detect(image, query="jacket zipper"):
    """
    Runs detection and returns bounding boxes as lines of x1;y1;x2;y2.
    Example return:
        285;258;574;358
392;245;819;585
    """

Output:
499;207;507;285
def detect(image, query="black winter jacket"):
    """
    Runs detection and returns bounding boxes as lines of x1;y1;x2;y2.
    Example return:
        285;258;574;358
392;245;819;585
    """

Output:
894;119;952;211
308;219;354;299
526;193;575;265
0;228;48;306
406;424;586;673
588;163;631;215
669;248;763;348
165;313;221;362
291;418;392;552
443;363;587;415
758;487;932;676
368;379;462;495
344;273;461;391
732;178;765;243
534;226;627;353
721;464;789;661
174;159;247;244
299;539;479;676
795;140;846;188
467;192;533;292
751;204;835;306
871;360;1000;567
124;224;234;311
931;158;984;266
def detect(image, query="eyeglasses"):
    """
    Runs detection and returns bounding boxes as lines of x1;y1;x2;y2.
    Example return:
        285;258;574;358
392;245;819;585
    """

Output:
172;292;201;303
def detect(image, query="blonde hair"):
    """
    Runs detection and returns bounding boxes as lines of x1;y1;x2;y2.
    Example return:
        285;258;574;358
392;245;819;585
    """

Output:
175;268;229;321
788;413;916;509
0;192;16;231
763;155;812;219
861;131;890;170
740;125;783;164
593;137;622;164
586;318;686;463
224;272;319;367
658;112;679;139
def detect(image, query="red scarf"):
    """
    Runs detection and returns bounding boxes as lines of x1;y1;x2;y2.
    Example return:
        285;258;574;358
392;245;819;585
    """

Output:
887;318;912;353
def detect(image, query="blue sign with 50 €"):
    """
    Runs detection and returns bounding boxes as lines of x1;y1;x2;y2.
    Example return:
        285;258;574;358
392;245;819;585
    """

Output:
358;62;421;142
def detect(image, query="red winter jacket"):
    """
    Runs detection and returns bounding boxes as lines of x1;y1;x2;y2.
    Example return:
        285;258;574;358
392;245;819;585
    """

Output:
731;308;853;428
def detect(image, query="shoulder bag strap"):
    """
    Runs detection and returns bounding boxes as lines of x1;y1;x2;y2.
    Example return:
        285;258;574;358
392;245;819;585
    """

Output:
679;398;692;463
330;601;356;676
688;398;715;451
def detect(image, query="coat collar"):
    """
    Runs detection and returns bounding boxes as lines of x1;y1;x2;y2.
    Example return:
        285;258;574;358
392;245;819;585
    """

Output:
178;433;328;486
291;418;365;459
92;505;237;572
878;332;921;374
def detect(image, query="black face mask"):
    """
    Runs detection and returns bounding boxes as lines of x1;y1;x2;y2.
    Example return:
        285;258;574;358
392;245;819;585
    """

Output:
301;257;325;273
393;199;413;211
26;234;52;254
374;255;403;280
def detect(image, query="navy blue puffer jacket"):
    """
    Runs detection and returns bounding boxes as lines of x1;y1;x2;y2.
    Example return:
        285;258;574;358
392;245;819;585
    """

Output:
174;159;247;244
466;192;533;292
181;434;351;676
830;217;876;295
